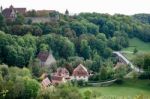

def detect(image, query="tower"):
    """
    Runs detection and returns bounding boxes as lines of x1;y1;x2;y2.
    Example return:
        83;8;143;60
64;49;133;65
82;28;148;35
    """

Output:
65;9;69;16
9;5;14;9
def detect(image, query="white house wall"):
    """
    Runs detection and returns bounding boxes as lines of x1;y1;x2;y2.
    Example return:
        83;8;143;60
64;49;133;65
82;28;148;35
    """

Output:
71;76;88;81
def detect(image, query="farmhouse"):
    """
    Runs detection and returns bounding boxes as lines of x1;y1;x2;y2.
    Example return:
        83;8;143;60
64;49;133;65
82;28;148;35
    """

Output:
51;75;66;85
2;5;26;21
54;67;70;79
50;67;70;85
72;64;89;81
37;51;56;67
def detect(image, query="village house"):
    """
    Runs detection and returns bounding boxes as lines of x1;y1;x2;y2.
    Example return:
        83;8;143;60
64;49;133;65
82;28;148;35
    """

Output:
37;51;56;67
1;5;26;21
41;73;67;86
50;67;70;85
41;77;51;88
51;75;67;85
54;67;70;79
71;64;89;81
41;64;89;87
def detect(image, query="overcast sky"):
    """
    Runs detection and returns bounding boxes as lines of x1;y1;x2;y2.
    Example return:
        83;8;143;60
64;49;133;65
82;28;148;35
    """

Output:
0;0;150;15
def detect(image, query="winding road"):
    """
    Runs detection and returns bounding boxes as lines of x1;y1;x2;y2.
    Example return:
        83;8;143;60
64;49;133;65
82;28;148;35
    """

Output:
113;51;144;73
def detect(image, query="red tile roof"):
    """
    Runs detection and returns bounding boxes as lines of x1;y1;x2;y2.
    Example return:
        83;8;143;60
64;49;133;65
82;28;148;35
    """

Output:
51;75;63;81
2;8;13;18
37;51;49;62
41;77;51;87
15;8;26;14
56;67;69;77
72;64;89;77
51;75;64;84
2;5;26;18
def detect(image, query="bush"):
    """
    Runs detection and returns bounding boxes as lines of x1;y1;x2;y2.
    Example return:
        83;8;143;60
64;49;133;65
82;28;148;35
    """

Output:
138;72;150;79
71;80;88;87
114;79;124;85
84;90;92;99
88;74;100;81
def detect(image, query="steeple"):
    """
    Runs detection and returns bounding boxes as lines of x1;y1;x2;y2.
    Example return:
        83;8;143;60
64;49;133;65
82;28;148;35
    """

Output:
65;9;69;16
9;5;14;9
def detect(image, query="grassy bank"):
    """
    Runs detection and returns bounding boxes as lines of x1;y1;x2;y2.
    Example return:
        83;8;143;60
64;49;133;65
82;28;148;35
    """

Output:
122;38;150;61
79;79;150;98
123;38;150;52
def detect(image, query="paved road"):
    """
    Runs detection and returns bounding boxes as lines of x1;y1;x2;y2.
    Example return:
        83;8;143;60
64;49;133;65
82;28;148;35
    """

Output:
113;51;144;73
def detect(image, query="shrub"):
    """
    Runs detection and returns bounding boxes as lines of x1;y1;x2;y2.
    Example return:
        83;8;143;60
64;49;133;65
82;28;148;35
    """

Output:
114;79;124;85
138;72;150;79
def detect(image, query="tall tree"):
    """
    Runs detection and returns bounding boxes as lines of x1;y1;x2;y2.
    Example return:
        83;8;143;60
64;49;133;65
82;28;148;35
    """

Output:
80;40;91;59
0;13;6;31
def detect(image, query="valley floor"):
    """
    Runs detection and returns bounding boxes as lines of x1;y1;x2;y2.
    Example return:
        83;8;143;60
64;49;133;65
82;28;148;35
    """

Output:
79;79;150;98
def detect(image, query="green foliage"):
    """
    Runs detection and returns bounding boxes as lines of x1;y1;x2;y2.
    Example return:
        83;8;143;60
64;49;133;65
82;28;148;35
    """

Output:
133;53;150;70
39;43;49;52
0;65;9;77
40;34;75;59
15;13;25;25
133;47;138;54
72;80;88;87
26;10;37;17
32;26;43;36
0;11;150;99
123;38;150;52
0;65;40;99
70;21;87;36
114;65;127;79
23;77;40;98
37;83;83;99
89;60;115;81
0;32;37;67
80;79;150;97
91;52;102;72
133;14;150;24
80;40;91;59
81;20;99;34
0;13;6;31
83;90;92;99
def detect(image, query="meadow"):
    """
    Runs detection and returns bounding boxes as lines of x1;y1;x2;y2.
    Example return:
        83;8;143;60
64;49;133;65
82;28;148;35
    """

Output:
123;38;150;52
80;79;150;99
122;38;150;61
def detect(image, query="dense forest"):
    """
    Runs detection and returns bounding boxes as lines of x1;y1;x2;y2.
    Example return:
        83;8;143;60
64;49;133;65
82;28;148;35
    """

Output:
0;12;150;68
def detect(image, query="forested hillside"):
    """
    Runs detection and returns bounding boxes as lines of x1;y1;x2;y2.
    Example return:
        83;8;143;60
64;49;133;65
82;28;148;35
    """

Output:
0;12;150;69
133;14;150;24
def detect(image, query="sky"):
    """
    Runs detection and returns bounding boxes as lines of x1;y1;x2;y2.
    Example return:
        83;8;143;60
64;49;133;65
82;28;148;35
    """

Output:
0;0;150;15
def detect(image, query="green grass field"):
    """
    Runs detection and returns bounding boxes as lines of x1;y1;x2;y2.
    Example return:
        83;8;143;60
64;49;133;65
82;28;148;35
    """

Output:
123;38;150;52
79;79;150;98
122;38;150;61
